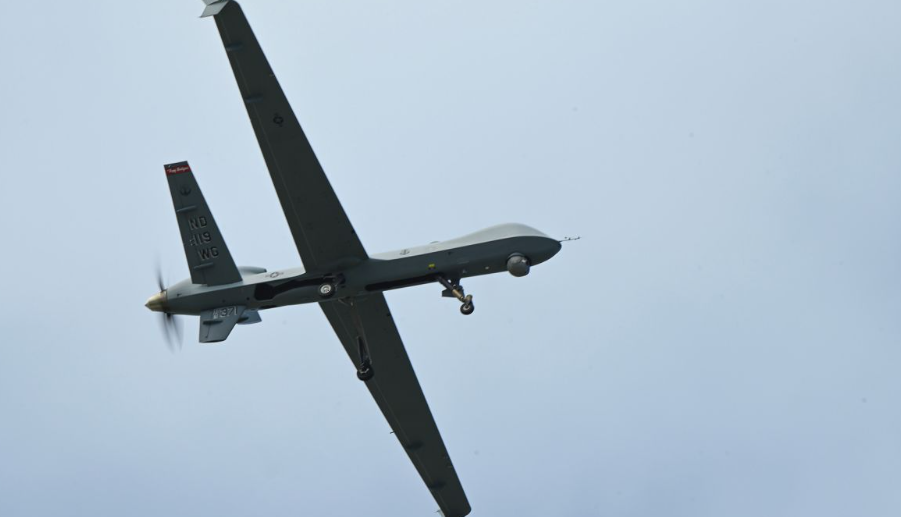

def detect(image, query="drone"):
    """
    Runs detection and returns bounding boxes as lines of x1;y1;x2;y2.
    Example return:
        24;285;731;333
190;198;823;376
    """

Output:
146;2;563;515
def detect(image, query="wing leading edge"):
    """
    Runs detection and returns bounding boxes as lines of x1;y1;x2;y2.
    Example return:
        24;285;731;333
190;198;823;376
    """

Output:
320;295;471;517
210;1;367;272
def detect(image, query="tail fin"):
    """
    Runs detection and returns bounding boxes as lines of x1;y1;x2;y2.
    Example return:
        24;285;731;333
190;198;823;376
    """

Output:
164;161;242;286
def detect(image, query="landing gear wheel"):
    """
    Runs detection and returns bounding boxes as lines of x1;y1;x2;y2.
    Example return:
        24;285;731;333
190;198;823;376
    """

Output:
436;275;477;315
357;364;374;381
318;282;336;298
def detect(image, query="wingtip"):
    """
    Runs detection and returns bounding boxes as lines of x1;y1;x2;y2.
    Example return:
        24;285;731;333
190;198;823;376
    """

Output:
200;0;230;18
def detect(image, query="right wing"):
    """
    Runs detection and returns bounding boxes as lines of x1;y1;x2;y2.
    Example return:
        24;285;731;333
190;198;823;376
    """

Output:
208;1;368;272
320;295;472;517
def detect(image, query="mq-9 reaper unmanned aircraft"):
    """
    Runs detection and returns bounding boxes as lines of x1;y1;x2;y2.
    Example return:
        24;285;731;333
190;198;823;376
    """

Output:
145;1;564;516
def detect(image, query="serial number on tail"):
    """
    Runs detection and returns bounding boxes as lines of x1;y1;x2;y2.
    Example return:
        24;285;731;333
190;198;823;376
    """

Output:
213;306;238;319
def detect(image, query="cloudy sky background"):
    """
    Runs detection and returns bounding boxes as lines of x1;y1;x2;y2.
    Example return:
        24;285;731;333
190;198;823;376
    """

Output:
1;0;899;515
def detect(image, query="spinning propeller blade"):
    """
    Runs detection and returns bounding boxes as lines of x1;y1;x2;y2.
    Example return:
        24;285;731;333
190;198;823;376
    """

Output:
159;312;184;352
153;263;183;352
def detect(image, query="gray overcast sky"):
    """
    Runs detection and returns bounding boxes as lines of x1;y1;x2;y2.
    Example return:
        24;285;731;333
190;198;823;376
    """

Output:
1;0;899;516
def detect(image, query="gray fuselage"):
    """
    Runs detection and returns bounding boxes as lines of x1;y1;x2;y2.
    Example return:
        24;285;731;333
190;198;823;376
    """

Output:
156;223;560;316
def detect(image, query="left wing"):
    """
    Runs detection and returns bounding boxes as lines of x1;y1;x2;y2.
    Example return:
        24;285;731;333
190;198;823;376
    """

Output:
320;295;472;517
206;1;368;272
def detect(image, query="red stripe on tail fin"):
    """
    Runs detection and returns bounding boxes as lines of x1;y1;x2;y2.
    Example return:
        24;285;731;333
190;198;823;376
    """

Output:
164;162;192;176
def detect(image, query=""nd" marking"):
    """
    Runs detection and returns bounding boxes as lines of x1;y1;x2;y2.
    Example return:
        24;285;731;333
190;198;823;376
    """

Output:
188;216;208;230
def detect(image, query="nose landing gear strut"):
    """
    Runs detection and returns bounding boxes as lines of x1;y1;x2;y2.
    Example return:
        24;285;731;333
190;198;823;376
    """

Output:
436;275;474;315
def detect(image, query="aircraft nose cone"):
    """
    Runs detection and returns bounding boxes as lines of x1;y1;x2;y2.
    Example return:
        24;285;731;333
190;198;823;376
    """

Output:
145;291;167;312
546;236;563;256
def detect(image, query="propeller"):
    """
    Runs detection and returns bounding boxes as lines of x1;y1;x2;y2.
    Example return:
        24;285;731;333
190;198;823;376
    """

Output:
154;263;183;352
159;311;184;352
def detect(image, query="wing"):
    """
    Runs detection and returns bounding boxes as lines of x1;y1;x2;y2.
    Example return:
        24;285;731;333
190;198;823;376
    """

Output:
209;1;368;272
320;295;471;517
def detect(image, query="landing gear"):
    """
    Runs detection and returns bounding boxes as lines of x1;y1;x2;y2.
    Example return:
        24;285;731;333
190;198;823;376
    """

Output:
355;336;374;381
318;282;336;298
340;299;374;382
437;275;475;316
